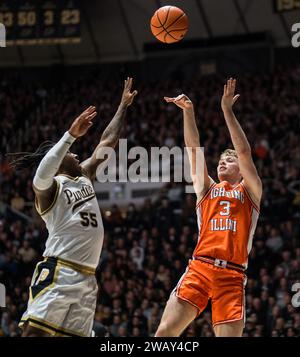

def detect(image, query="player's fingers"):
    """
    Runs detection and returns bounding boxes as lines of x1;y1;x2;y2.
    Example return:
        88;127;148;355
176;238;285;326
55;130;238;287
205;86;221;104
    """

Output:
223;84;227;95
84;120;94;129
131;90;138;98
87;112;97;121
80;108;90;117
233;94;240;104
231;78;235;91
125;77;132;89
85;106;94;113
225;82;229;95
82;113;96;123
164;97;175;102
176;94;185;100
229;78;235;94
87;108;96;117
128;77;133;90
79;111;95;122
82;106;96;118
232;78;237;92
174;97;183;103
83;122;93;131
227;78;232;90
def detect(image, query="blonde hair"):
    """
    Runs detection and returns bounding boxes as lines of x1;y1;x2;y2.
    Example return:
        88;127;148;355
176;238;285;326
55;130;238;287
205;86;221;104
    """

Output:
220;149;238;160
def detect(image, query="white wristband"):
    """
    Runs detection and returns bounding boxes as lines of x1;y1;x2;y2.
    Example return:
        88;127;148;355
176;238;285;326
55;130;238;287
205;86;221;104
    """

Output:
64;131;77;144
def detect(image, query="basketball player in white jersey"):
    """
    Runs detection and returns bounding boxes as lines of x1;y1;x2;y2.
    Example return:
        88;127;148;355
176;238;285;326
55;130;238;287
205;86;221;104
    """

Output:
18;78;137;337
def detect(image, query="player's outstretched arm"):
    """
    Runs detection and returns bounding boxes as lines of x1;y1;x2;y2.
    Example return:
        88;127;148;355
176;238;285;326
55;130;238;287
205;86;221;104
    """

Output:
33;106;97;196
81;77;137;181
221;78;262;206
164;94;214;202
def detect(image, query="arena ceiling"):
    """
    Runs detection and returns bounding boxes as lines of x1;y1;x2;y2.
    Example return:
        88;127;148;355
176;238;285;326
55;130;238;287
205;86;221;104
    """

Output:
1;0;300;67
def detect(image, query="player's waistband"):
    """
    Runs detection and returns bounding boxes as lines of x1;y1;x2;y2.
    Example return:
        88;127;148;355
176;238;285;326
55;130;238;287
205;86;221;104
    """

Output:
193;255;246;273
43;256;96;275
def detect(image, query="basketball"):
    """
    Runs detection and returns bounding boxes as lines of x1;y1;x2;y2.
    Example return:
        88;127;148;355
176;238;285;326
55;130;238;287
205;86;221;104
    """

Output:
150;6;188;44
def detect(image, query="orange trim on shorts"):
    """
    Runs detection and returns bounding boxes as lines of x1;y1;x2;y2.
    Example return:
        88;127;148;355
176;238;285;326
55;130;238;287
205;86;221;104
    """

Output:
176;264;190;296
212;275;246;327
175;292;201;317
213;316;244;327
175;263;202;317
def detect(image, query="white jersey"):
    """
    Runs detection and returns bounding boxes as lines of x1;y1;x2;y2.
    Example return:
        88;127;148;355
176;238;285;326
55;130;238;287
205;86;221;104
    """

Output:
37;174;104;270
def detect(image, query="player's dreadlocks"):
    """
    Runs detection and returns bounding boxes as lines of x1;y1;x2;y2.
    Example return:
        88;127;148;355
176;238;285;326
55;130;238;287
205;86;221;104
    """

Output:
6;141;55;172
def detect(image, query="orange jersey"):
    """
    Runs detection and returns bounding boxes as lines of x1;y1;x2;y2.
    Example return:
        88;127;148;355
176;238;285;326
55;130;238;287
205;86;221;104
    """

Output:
194;181;259;268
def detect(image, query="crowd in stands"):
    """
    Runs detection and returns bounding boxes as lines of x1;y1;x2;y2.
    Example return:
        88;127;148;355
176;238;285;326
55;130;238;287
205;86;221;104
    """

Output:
0;64;299;336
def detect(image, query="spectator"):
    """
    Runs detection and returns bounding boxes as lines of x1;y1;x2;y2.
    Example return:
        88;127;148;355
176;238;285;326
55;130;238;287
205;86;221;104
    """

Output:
266;228;283;253
130;241;144;270
18;240;37;264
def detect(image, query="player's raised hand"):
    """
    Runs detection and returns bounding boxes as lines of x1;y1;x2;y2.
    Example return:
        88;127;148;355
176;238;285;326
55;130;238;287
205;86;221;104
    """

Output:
120;77;138;107
164;94;193;110
68;106;97;138
221;78;240;112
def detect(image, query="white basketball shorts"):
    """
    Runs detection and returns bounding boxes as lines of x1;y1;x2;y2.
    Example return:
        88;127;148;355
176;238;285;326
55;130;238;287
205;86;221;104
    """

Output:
19;257;98;337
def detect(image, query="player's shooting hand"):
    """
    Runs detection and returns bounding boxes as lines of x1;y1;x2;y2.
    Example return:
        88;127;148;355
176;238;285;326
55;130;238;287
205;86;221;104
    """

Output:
68;106;97;138
120;77;138;107
221;78;240;112
164;94;193;110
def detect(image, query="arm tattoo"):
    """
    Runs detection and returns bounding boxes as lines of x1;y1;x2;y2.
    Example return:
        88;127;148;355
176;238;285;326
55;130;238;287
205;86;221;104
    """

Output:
100;105;127;147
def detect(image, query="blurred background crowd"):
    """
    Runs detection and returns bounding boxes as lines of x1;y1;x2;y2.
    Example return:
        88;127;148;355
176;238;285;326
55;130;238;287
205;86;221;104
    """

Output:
0;64;299;337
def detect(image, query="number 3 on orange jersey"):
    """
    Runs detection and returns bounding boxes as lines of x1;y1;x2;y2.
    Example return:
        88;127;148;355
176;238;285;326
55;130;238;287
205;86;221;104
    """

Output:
219;201;230;216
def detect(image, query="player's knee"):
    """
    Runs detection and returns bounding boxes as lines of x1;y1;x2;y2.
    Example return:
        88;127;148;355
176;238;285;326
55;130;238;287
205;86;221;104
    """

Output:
214;320;244;337
155;321;177;337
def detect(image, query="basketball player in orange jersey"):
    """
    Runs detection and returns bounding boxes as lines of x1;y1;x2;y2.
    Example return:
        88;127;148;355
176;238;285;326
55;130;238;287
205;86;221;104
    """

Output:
155;78;262;337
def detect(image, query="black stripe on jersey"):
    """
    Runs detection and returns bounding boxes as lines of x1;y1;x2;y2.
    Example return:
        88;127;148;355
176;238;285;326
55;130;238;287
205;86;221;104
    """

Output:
72;194;96;213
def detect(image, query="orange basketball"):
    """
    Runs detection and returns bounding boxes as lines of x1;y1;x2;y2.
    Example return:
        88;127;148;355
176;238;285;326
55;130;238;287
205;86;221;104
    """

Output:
150;6;188;44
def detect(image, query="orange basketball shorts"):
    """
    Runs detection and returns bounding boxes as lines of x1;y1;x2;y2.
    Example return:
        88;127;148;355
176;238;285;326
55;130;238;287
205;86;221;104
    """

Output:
174;259;247;327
